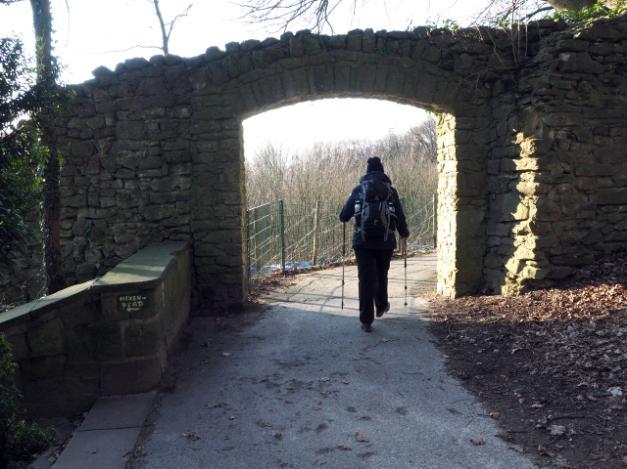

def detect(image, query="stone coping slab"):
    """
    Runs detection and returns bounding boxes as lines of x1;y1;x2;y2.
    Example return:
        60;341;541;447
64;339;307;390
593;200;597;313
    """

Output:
0;280;93;326
0;241;187;328
94;242;187;290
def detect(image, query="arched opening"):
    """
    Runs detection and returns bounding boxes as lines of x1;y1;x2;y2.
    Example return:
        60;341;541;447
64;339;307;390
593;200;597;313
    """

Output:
241;98;438;297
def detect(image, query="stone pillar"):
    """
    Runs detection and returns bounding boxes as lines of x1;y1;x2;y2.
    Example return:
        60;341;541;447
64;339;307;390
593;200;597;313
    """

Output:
190;95;245;314
436;112;488;297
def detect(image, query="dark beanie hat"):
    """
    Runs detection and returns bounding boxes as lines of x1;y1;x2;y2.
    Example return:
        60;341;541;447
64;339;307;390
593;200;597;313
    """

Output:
366;156;384;173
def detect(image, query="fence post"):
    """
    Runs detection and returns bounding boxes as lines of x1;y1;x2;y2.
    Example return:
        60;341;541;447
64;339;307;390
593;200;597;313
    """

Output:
432;193;437;249
252;206;259;272
278;200;286;274
245;208;251;291
311;200;320;265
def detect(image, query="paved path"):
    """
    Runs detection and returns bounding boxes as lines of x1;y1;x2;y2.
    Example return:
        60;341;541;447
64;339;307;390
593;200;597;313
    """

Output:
138;254;536;469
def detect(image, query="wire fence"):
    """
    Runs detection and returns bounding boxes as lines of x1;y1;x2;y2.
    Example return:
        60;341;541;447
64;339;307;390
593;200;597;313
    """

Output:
246;195;436;290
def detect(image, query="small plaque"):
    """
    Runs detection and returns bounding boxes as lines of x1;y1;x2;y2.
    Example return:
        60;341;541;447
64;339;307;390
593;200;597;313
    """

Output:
117;294;149;313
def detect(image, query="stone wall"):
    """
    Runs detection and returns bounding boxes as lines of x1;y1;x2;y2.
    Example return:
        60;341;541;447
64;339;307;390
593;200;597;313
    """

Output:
0;242;190;416
484;16;627;293
52;16;627;308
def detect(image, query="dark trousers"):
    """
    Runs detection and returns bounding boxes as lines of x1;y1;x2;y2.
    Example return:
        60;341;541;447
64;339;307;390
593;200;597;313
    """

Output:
354;247;393;325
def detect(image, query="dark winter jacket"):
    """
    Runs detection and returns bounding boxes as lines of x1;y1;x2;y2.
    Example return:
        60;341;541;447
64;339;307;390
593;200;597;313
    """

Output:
339;171;410;250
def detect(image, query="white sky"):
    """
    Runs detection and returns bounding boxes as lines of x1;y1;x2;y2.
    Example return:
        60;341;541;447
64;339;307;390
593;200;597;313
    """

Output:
0;0;487;158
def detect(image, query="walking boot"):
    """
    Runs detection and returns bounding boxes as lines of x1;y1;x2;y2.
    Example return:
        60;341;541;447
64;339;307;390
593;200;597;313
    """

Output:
376;302;390;318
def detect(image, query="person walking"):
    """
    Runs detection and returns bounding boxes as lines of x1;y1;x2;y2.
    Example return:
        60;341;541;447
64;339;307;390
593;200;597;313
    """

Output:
339;156;409;332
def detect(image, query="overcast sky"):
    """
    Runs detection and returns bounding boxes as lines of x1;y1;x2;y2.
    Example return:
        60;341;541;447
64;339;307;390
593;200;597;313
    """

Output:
0;0;487;158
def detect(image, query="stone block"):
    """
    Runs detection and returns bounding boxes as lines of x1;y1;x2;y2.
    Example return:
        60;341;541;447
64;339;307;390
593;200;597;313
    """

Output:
456;172;487;197
500;157;540;172
21;354;67;380
90;322;124;361
100;292;129;322
606;230;627;242
64;323;96;361
71;141;95;157
596;188;627;205
124;319;163;358
100;354;164;395
545;265;574;280
116;121;144;140
346;29;362;51
24;371;100;417
28;318;64;358
494;192;530;222
550;252;595;266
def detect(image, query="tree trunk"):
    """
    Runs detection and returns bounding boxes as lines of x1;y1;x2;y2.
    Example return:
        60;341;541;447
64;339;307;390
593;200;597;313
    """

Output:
30;0;63;293
152;0;170;55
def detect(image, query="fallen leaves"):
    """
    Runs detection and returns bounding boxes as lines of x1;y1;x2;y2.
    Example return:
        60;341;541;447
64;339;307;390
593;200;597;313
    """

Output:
470;436;485;446
608;386;623;397
548;424;566;436
428;252;627;469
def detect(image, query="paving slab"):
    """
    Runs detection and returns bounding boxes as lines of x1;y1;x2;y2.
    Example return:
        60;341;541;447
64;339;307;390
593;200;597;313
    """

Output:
81;392;156;431
52;428;139;469
52;391;156;469
138;255;538;469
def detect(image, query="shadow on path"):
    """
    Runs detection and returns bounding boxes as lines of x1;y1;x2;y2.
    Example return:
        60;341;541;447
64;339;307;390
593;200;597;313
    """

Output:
138;255;536;469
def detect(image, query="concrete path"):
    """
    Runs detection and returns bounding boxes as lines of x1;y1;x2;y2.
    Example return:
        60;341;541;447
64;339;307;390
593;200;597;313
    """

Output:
52;392;155;469
138;254;536;469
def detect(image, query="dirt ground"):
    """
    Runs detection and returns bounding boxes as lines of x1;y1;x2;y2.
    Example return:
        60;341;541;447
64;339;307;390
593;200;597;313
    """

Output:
428;254;627;469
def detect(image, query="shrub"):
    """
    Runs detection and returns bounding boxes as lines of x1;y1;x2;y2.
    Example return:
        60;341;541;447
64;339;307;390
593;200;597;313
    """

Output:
0;336;54;469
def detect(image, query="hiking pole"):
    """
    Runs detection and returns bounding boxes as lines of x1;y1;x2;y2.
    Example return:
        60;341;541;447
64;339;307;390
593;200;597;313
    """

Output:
403;238;408;307
341;223;346;310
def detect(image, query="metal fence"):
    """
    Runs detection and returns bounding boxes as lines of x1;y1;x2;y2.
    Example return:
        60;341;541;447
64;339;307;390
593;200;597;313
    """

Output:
246;196;436;289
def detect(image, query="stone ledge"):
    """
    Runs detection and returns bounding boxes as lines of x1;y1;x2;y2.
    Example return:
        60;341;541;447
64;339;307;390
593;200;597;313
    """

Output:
0;241;191;417
0;242;187;328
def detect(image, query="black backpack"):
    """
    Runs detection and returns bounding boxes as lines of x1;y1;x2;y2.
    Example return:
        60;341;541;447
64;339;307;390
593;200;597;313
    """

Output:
356;179;396;242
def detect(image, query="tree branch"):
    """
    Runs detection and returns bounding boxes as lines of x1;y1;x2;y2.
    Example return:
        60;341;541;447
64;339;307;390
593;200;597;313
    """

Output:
98;44;163;54
166;3;193;42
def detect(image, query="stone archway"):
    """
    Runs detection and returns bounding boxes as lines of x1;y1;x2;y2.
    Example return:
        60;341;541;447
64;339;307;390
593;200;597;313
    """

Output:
187;30;492;311
55;29;495;313
55;18;627;313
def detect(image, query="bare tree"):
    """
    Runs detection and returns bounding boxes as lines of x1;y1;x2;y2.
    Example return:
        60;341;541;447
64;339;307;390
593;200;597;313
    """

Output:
238;0;357;32
239;0;611;30
149;0;193;55
410;119;437;163
245;120;438;210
